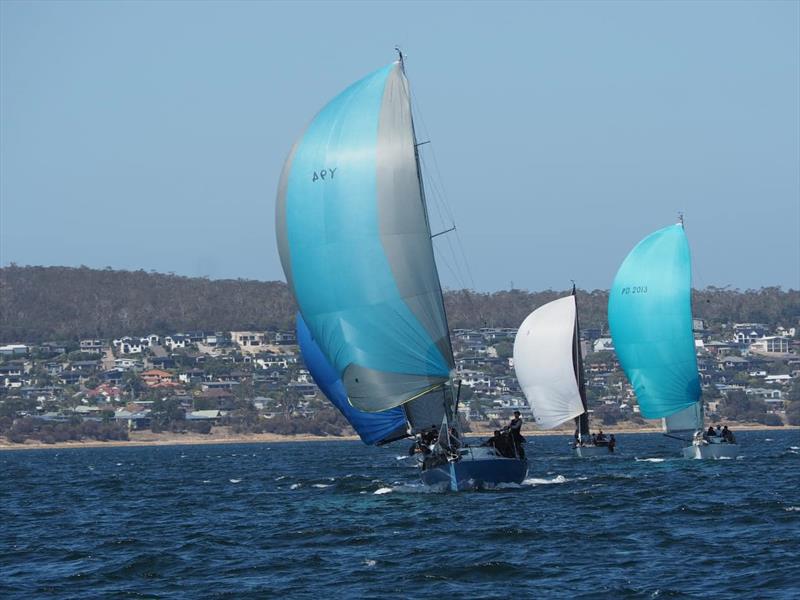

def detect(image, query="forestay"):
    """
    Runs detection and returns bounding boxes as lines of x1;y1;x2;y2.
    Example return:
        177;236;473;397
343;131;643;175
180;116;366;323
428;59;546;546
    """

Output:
276;61;454;421
513;296;585;429
608;224;701;420
296;313;408;445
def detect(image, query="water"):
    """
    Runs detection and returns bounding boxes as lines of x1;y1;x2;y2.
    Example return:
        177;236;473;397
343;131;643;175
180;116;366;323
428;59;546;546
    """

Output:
2;430;799;599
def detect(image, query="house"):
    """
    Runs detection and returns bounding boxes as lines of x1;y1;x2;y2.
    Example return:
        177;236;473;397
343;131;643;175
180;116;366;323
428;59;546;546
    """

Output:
149;356;175;369
719;356;750;370
114;409;152;430
103;370;125;384
704;341;739;357
275;331;297;345
141;369;176;387
0;344;28;357
593;338;615;352
114;358;143;371
733;323;769;344
69;360;100;373
197;388;236;410
178;368;205;384
79;339;105;354
163;335;187;350
231;331;268;353
187;409;227;424
118;337;145;354
749;336;790;357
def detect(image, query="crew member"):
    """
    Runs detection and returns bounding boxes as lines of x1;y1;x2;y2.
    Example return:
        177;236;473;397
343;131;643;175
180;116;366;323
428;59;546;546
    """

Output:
506;410;525;459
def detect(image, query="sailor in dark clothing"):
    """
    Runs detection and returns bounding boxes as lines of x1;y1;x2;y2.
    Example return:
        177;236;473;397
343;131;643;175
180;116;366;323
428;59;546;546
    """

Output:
608;434;616;453
706;425;716;438
722;425;735;443
505;410;525;459
596;429;606;442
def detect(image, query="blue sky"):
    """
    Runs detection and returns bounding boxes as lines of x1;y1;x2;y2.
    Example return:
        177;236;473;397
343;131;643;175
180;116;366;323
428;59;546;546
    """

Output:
1;0;798;291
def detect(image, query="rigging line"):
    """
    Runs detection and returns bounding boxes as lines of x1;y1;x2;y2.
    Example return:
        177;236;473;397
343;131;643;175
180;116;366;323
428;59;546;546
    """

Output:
419;155;472;290
419;154;468;288
410;94;476;291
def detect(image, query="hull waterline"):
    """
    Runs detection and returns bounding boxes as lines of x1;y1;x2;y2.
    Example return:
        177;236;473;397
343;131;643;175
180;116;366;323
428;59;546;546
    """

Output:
419;447;528;490
682;441;739;460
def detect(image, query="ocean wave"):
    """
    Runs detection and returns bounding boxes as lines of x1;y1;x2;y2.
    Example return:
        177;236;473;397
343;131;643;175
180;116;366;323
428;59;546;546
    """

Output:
522;475;569;485
635;458;666;463
229;479;242;483
784;506;800;512
373;487;393;495
312;483;331;488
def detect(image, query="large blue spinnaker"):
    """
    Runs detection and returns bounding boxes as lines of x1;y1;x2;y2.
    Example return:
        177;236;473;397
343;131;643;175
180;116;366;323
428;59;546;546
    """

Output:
296;313;407;445
608;224;701;420
276;61;454;425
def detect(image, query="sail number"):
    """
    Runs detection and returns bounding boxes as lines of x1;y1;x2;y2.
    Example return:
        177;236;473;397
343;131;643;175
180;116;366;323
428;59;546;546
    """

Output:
620;286;648;295
312;168;337;182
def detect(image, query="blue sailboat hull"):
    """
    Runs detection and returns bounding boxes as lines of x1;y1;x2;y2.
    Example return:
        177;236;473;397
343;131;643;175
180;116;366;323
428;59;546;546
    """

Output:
419;447;528;490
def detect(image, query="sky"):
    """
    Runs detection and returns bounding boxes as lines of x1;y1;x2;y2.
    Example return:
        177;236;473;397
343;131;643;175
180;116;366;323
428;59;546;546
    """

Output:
1;0;798;292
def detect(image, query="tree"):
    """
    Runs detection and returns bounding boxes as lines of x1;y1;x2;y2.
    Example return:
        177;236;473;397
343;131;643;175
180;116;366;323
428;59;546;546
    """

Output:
493;342;513;360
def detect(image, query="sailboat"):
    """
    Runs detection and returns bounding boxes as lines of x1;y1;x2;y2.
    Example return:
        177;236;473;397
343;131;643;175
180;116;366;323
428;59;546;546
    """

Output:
513;287;616;456
608;220;739;459
276;54;528;489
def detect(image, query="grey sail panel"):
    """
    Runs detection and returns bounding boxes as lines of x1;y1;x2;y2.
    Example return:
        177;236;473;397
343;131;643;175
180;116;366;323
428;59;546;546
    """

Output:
404;388;448;434
376;65;455;372
344;363;448;413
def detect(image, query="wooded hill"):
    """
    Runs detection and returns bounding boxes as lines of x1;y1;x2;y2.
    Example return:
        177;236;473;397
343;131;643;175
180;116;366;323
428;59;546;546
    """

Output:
1;265;798;342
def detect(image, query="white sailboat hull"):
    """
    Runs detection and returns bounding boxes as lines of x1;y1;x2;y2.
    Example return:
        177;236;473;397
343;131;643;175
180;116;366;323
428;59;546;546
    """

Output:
574;443;616;457
682;440;739;460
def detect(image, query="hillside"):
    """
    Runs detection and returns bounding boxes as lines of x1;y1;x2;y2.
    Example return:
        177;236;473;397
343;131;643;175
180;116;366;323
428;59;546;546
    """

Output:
0;265;798;342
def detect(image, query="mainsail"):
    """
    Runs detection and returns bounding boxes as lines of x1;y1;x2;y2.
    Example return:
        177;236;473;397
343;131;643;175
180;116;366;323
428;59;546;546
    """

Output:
513;295;586;429
296;313;408;445
608;223;702;432
276;60;454;431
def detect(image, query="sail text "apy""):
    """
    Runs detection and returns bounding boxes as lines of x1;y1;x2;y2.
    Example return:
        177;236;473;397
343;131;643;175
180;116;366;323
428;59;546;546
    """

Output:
312;168;337;182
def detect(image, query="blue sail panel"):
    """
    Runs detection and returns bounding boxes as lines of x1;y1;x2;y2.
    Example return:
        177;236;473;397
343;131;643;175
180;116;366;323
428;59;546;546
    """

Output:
608;224;701;419
276;62;453;415
296;313;408;446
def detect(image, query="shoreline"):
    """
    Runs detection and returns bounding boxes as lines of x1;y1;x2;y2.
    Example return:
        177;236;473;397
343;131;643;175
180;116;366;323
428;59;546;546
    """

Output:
0;424;795;451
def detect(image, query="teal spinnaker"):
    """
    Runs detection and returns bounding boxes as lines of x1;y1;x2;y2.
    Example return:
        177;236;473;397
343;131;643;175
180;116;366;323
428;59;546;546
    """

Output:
276;62;453;414
608;224;701;419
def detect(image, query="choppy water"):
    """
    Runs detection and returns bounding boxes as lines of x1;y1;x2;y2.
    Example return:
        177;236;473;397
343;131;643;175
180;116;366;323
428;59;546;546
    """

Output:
2;430;799;599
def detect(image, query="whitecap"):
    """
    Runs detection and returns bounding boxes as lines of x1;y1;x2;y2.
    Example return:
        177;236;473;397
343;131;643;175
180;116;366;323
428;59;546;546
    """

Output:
312;483;331;488
275;475;286;481
116;462;122;466
364;559;377;567
789;446;799;450
523;475;569;485
635;458;665;463
717;456;732;460
229;479;242;484
784;506;800;512
290;483;302;490
373;487;393;495
764;438;773;442
202;479;211;483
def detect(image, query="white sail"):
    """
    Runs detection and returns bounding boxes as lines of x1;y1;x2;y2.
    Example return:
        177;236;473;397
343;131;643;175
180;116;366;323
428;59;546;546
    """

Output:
513;296;585;429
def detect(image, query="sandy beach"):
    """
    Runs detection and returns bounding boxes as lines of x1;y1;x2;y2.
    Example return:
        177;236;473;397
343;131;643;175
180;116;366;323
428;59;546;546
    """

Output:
1;423;795;451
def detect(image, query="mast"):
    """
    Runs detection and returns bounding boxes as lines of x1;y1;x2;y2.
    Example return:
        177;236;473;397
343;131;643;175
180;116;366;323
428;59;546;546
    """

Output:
572;283;590;441
398;50;458;422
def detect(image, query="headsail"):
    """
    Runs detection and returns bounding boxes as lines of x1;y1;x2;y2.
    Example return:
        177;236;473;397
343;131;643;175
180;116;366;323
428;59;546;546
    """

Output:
276;61;454;424
296;313;408;445
608;224;701;426
513;295;586;429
